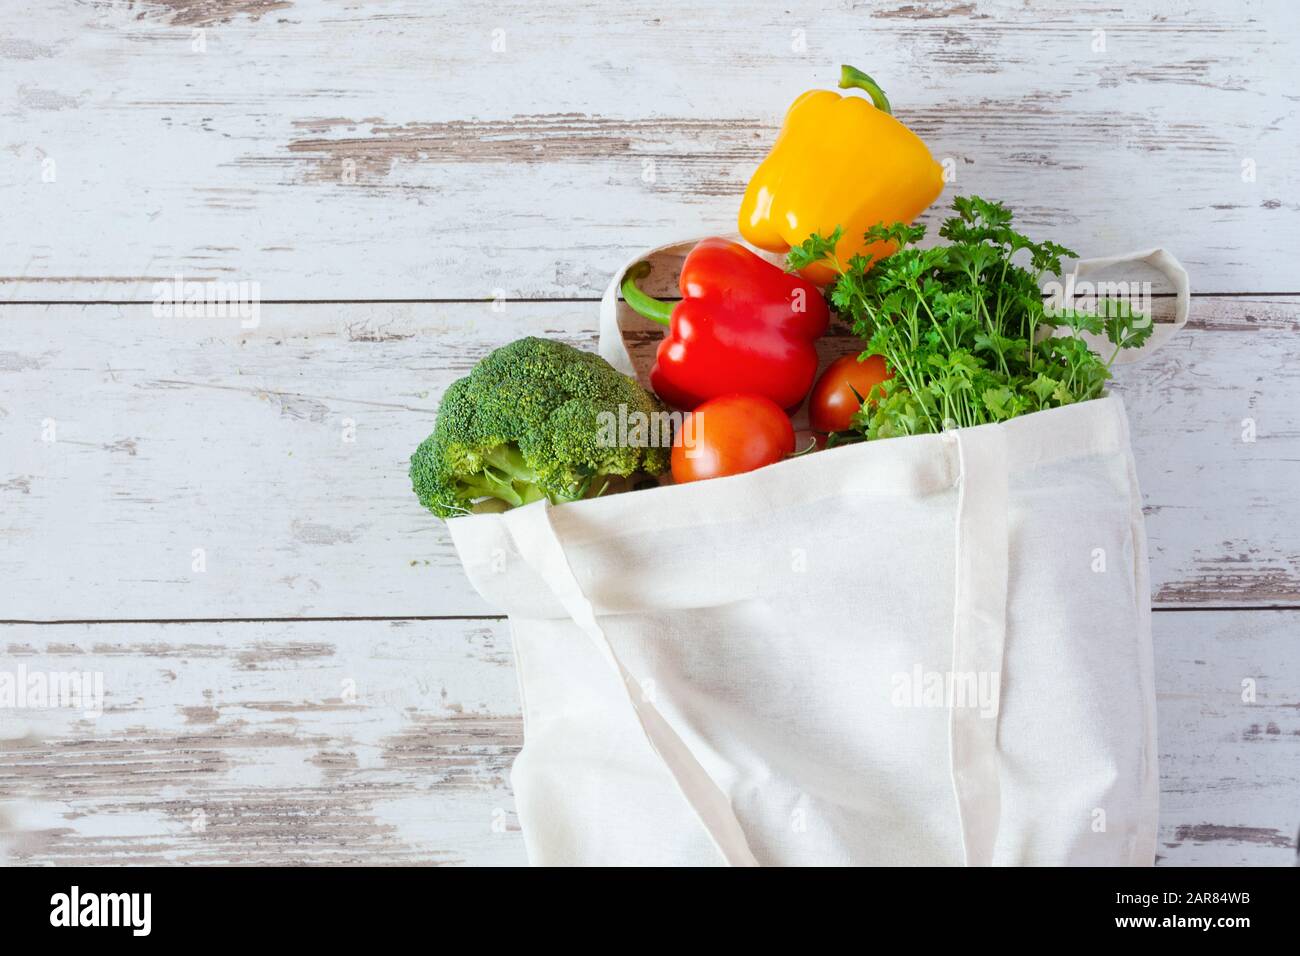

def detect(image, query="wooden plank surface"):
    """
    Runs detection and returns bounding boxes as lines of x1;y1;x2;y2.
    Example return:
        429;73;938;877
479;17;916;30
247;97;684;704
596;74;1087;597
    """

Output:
2;0;1296;868
0;620;525;866
1153;610;1299;866
2;611;1294;866
1;297;1296;619
1;0;1296;299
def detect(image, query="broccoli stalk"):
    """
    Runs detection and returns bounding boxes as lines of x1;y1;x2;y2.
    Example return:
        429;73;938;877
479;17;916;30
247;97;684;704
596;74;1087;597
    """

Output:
454;445;547;509
458;444;597;509
410;338;671;519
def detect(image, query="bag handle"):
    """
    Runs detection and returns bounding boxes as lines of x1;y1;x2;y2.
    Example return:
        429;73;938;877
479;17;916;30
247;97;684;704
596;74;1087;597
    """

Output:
502;501;760;868
1063;247;1190;366
599;235;785;380
605;243;1189;379
944;425;1010;867
598;237;705;379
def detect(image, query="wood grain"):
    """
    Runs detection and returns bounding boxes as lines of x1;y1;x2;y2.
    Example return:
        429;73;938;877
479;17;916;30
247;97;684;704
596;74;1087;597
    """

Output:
1;298;1295;620
1153;610;1299;866
2;612;1294;865
1;0;1294;868
0;619;525;865
1;0;1296;299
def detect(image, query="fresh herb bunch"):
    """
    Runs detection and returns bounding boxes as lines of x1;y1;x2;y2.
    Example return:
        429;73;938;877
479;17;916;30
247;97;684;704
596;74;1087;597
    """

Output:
787;195;1152;440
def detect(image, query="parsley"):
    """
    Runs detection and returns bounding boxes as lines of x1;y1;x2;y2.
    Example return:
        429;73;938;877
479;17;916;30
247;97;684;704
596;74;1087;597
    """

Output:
788;195;1153;440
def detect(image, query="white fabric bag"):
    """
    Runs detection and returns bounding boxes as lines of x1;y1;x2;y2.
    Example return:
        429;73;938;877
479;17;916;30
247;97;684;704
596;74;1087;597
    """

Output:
448;241;1189;867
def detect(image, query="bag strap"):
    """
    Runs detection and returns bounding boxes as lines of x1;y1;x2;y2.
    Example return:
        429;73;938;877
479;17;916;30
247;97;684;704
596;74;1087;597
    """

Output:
502;501;760;868
945;424;1010;867
1064;247;1190;365
598;237;702;378
606;244;1188;379
600;235;784;379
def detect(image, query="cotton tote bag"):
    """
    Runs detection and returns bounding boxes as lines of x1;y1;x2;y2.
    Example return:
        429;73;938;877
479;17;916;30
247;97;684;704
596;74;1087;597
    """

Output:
447;241;1189;867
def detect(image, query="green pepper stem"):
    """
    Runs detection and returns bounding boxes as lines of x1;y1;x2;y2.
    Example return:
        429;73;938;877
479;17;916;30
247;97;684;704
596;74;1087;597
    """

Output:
620;261;674;326
839;65;892;115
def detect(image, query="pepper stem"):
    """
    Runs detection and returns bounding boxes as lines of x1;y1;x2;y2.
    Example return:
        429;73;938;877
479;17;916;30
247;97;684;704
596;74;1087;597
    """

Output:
839;65;892;115
620;261;674;326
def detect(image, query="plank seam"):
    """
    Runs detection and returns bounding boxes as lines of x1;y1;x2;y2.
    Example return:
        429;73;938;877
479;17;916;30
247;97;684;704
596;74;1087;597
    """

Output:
1;606;1292;626
1;292;1298;307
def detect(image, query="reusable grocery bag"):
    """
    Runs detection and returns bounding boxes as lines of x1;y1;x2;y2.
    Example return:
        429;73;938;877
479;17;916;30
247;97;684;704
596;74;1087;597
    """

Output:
447;241;1189;867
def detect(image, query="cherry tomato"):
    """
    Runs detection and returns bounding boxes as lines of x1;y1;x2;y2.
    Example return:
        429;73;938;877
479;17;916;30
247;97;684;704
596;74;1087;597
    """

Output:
808;354;891;433
671;394;795;483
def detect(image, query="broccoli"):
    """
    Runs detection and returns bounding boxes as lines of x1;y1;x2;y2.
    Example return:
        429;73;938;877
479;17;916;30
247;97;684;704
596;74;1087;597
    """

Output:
410;337;671;518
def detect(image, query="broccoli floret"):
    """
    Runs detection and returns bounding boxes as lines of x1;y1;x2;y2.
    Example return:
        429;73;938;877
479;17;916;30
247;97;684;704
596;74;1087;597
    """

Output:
411;337;671;518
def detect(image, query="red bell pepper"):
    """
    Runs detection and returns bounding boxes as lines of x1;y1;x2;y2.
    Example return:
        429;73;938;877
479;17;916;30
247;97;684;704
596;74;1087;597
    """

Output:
620;238;830;410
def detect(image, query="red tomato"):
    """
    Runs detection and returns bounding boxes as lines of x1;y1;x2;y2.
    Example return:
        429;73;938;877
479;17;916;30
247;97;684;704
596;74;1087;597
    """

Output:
671;394;795;483
808;354;891;433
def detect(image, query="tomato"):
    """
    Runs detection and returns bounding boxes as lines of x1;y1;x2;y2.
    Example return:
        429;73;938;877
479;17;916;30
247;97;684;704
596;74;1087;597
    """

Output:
671;394;795;483
808;353;891;433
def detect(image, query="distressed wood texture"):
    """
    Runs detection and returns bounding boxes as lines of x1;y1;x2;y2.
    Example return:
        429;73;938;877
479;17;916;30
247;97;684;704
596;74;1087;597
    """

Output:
0;620;526;866
1;0;1297;299
1153;611;1298;866
1;297;1296;619
2;0;1297;868
1;611;1295;866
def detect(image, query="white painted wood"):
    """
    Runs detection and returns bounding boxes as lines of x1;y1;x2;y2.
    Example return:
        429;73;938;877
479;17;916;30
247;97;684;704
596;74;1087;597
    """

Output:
0;299;1294;619
0;619;526;865
1153;610;1299;866
0;0;1293;870
1;612;1293;865
1;0;1295;299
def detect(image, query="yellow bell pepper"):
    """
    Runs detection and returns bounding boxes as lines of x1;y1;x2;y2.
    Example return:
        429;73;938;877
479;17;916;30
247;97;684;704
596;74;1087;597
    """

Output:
739;65;944;285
